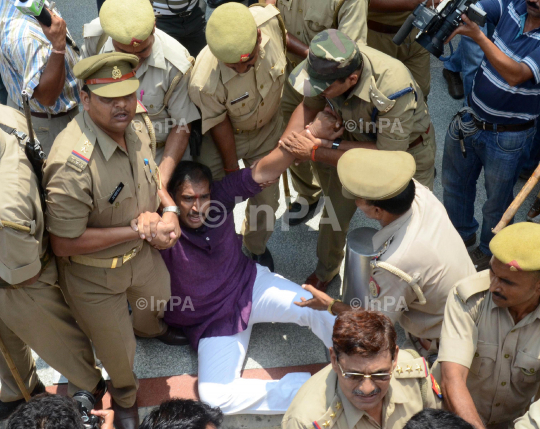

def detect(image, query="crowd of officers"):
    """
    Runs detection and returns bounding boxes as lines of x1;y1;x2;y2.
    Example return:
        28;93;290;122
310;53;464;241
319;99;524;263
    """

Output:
0;0;540;428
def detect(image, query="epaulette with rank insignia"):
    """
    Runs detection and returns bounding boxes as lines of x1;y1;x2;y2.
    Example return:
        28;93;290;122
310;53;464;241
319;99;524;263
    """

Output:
312;396;344;429
67;129;96;172
369;76;396;114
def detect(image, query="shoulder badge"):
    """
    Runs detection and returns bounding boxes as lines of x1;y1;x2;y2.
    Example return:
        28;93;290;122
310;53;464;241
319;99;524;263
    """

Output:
312;396;344;429
67;131;96;173
369;276;380;298
430;374;443;399
369;76;395;114
394;357;429;380
455;271;490;304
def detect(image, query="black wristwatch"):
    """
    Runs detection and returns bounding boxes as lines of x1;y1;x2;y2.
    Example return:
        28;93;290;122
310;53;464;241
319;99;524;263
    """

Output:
331;138;342;150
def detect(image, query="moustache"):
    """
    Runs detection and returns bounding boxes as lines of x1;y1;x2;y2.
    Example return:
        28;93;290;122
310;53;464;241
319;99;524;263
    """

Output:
352;387;381;397
493;291;507;300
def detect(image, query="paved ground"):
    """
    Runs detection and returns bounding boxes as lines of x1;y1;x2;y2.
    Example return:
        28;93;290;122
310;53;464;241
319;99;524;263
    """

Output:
2;0;538;424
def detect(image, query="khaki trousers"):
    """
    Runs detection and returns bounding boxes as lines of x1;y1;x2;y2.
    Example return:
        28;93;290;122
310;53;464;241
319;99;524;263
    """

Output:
0;282;102;402
281;73;322;205
314;130;436;282
197;115;283;256
57;243;171;408
7;98;79;155
367;28;431;99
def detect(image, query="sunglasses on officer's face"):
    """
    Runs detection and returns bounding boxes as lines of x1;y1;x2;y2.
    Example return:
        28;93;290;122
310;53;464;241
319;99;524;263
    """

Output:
337;361;393;383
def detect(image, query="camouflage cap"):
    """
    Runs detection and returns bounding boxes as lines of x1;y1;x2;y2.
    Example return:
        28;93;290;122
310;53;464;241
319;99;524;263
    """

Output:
289;29;363;97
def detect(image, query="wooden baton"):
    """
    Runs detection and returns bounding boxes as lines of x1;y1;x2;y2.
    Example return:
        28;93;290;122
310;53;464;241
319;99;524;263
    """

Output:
492;163;540;234
0;332;31;401
282;169;292;210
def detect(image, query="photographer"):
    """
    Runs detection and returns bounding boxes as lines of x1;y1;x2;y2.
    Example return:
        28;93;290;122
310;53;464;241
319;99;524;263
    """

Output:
0;2;80;154
441;0;540;271
140;399;223;429
7;394;114;429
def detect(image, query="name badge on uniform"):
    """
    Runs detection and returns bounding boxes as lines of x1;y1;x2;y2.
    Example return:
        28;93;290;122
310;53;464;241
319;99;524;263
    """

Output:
230;92;249;105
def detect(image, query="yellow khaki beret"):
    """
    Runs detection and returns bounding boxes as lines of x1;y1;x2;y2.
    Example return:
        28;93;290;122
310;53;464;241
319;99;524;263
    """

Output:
337;149;416;200
490;222;540;271
206;3;257;64
74;52;139;98
100;0;155;46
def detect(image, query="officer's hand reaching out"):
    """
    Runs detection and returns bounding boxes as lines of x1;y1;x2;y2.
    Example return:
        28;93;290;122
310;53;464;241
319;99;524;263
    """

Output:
131;212;179;249
307;110;344;140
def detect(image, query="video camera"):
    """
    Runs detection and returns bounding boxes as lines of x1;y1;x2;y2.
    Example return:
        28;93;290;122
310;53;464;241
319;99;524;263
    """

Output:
393;0;487;58
73;390;101;429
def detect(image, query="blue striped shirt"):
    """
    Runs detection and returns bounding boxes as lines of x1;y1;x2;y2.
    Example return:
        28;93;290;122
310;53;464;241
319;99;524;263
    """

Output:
0;2;80;114
471;0;540;124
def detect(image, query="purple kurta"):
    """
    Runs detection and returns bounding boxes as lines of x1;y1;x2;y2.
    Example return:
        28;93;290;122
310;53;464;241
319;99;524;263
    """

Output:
160;169;261;349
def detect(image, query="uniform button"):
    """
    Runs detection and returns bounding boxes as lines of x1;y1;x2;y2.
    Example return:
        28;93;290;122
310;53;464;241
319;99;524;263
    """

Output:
261;101;264;106
504;354;510;358
138;184;141;190
315;21;319;25
114;202;120;208
298;8;302;12
344;102;349;106
150;104;154;108
242;103;246;107
501;382;507;386
531;369;536;373
260;84;264;89
296;31;300;35
474;352;479;357
271;66;274;69
259;119;262;123
205;237;210;241
495;403;500;407
281;69;284;73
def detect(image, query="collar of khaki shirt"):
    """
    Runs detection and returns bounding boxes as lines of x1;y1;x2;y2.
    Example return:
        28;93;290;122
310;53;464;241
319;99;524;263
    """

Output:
344;53;374;104
337;378;410;429
82;111;138;161
371;206;413;253
217;31;270;85
103;32;167;77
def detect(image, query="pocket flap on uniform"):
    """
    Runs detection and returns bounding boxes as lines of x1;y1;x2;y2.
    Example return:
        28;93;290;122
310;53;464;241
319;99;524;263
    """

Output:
515;350;540;378
95;184;134;213
304;5;332;32
270;55;287;82
470;343;498;376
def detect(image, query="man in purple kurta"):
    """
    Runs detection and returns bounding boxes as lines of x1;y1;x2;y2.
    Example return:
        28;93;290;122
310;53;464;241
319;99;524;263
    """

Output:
158;147;335;415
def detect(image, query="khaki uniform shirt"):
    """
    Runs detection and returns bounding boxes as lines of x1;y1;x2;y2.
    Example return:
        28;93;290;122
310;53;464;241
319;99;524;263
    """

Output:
82;24;200;144
367;181;476;340
43;111;160;259
368;11;410;27
0;106;56;287
276;0;368;71
305;45;430;149
282;350;441;429
188;5;287;134
438;271;540;427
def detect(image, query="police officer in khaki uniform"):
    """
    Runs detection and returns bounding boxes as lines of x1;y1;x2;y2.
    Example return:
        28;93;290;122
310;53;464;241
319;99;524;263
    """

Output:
188;2;287;270
43;53;185;429
282;29;436;290
267;0;368;224
292;149;475;358
282;311;441;429
366;6;432;99
435;222;540;429
0;105;105;420
81;0;200;189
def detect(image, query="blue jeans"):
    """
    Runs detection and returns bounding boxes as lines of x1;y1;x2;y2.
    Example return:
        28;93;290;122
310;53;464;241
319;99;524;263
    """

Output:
442;115;536;255
443;35;486;97
522;121;540;173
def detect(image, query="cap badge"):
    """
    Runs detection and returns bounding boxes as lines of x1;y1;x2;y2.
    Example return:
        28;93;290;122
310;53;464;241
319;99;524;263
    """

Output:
112;66;122;80
508;260;522;271
240;53;250;63
130;37;143;47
